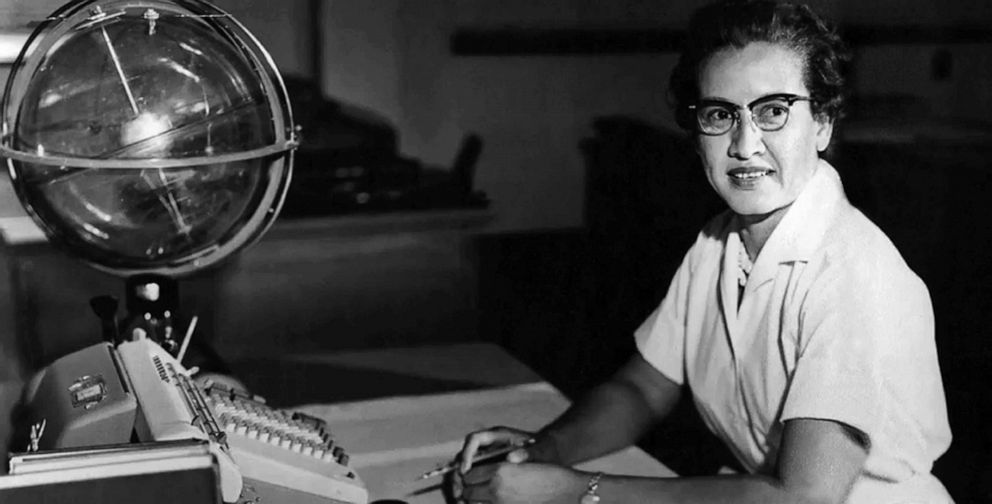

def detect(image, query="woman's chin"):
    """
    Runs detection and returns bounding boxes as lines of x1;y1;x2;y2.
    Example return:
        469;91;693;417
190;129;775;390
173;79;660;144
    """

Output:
726;201;772;217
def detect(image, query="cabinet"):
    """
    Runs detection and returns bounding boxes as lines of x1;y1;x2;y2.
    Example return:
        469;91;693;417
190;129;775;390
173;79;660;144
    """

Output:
208;209;493;360
0;207;492;369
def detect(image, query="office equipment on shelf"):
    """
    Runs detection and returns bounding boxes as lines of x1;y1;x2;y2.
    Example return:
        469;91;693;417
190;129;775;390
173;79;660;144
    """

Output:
14;337;368;503
281;76;489;217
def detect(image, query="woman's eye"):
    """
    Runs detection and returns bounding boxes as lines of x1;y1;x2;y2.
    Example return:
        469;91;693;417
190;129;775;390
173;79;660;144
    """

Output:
705;108;733;122
757;104;788;119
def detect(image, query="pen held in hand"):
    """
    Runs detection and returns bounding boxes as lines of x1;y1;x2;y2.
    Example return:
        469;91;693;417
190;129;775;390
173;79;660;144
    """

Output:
418;438;536;480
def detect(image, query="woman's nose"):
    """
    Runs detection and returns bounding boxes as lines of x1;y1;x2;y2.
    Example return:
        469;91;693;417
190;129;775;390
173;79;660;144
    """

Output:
727;115;766;159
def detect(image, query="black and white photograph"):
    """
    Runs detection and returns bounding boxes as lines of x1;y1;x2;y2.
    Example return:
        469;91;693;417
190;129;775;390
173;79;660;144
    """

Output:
0;1;988;503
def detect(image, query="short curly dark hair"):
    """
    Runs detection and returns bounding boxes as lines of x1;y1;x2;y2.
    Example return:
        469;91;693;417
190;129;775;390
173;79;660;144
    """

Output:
669;0;851;131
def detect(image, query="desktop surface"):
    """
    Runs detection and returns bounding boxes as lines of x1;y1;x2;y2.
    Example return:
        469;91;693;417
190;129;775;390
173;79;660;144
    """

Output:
299;382;672;504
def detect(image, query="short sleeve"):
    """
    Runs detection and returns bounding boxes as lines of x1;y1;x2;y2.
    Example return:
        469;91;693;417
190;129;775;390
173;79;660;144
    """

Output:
634;250;694;386
781;261;885;439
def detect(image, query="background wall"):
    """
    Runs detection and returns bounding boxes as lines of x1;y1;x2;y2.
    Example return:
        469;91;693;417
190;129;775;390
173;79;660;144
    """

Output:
216;0;992;232
1;0;990;233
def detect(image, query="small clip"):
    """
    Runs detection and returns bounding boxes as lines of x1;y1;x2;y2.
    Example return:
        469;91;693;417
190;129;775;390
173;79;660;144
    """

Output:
28;419;47;452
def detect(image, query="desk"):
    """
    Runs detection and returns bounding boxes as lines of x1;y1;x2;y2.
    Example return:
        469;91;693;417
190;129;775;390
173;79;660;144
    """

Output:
299;383;673;503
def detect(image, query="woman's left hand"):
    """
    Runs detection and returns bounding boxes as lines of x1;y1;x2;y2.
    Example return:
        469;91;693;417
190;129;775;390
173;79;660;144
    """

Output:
458;461;586;504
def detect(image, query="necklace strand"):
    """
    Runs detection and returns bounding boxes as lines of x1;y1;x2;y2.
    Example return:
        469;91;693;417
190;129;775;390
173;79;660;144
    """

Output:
738;242;753;288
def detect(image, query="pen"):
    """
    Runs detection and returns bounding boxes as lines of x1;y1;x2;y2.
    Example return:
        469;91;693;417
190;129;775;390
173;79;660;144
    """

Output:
418;438;536;480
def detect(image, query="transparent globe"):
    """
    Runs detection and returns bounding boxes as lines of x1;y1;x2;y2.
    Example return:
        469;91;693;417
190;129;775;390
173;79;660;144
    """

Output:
0;0;296;277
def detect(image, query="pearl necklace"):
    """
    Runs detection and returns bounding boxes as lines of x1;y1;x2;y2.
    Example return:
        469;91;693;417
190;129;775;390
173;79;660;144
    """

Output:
738;241;753;288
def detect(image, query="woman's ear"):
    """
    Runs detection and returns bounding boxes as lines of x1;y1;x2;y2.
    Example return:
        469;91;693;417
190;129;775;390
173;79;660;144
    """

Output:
815;118;834;153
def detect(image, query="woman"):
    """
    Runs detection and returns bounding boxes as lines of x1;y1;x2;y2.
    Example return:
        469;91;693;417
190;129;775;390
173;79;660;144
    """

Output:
452;1;953;503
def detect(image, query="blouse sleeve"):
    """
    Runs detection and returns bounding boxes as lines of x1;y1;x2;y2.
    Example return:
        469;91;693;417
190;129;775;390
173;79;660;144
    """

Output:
780;258;885;437
780;251;949;478
633;245;696;386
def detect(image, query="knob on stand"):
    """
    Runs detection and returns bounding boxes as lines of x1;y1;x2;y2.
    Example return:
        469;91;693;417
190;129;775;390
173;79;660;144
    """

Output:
88;273;238;382
122;273;180;354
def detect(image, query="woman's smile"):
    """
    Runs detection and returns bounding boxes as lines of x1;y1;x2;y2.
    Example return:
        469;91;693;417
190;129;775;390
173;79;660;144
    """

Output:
727;167;774;189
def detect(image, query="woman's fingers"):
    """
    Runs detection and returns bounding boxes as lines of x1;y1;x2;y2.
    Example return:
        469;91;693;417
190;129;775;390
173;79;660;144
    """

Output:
459;427;530;473
505;447;530;464
461;463;498;485
460;430;502;473
460;464;498;502
450;426;536;502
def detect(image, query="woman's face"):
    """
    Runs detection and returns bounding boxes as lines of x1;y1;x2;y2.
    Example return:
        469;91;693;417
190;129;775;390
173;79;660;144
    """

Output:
695;42;833;218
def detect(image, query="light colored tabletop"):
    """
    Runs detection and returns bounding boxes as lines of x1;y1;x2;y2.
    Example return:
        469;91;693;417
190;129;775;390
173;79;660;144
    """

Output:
299;382;674;504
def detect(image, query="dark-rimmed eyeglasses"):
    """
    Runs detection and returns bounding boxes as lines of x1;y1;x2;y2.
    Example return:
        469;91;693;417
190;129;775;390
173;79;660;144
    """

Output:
688;93;813;136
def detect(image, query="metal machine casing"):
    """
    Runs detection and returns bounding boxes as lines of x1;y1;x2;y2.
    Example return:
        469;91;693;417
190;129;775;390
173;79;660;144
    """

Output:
19;343;137;450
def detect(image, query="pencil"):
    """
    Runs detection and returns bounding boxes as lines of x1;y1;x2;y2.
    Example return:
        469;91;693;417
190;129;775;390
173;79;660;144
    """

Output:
417;438;536;480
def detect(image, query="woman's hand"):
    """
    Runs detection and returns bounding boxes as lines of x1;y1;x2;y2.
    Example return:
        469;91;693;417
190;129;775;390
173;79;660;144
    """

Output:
459;461;586;504
458;426;542;472
450;426;562;502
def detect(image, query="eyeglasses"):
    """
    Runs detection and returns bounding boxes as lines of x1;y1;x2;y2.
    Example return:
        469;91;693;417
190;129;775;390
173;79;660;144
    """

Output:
688;93;813;136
